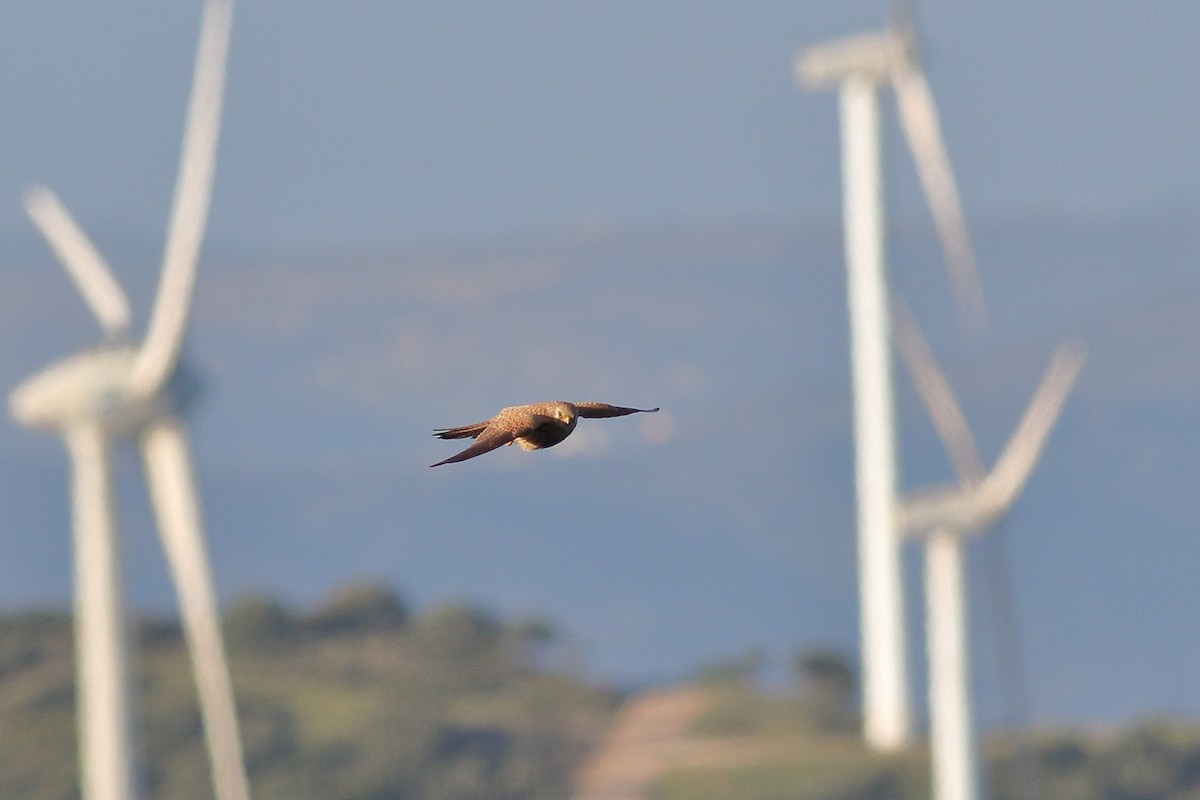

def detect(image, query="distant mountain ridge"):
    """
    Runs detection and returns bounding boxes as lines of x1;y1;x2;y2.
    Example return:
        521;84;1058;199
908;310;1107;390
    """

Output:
1;210;1196;725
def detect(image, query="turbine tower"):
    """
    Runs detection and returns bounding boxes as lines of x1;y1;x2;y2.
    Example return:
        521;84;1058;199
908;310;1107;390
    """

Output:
795;13;984;751
894;304;1085;800
9;2;250;799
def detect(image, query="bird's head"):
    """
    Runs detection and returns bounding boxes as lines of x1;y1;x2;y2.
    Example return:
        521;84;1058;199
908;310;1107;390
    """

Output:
552;401;578;428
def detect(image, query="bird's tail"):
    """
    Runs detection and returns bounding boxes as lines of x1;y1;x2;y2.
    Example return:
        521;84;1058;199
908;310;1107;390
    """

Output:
432;422;488;440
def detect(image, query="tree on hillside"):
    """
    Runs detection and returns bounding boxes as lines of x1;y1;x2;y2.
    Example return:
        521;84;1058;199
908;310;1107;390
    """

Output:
694;647;766;685
226;595;294;640
793;648;858;732
304;582;409;635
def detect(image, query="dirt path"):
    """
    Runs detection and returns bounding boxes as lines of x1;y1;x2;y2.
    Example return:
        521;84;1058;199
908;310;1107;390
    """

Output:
573;685;709;800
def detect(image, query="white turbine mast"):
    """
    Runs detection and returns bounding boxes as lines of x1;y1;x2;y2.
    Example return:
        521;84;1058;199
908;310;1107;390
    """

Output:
893;303;1085;800
8;2;250;800
795;10;985;752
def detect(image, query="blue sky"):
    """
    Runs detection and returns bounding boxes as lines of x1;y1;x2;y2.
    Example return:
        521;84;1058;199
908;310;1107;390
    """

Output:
1;2;1197;250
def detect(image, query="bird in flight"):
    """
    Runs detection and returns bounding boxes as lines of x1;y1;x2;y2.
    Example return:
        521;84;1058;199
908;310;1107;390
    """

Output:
431;401;659;467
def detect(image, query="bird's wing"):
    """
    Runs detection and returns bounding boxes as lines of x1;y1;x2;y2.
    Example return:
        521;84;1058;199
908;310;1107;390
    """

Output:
573;403;660;418
432;420;492;440
430;431;518;466
430;414;554;467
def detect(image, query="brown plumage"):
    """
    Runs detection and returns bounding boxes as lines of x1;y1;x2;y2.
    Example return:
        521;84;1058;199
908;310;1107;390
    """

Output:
431;401;659;467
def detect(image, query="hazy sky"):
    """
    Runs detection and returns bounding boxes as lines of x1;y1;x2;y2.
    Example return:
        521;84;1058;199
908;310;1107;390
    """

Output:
1;1;1197;252
3;2;1200;723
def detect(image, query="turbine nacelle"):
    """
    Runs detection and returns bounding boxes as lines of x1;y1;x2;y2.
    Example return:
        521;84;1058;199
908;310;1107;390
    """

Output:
795;30;906;88
9;348;200;437
898;481;999;536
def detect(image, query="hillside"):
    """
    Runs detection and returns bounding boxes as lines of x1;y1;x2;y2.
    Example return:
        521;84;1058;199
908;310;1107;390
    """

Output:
9;594;1200;800
633;682;1200;800
0;583;617;800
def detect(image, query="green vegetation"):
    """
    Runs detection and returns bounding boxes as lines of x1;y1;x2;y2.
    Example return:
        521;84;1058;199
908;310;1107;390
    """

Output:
7;609;1200;800
655;721;1200;800
0;583;617;800
653;684;925;800
656;648;1200;800
664;650;923;799
988;722;1200;800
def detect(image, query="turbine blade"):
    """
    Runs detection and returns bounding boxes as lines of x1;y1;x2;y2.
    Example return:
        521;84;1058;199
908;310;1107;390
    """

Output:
981;341;1086;515
24;186;132;340
891;63;987;333
140;416;250;800
64;424;138;800
892;298;985;484
888;0;917;54
131;0;233;394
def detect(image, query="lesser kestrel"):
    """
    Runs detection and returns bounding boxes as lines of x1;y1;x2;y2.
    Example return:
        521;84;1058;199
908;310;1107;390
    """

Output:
430;401;659;467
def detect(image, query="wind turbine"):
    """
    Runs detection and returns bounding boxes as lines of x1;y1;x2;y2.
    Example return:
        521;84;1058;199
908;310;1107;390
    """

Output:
8;2;250;800
795;10;984;751
893;303;1085;800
